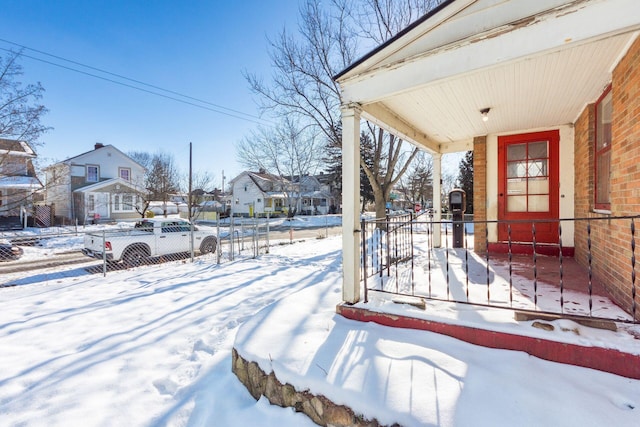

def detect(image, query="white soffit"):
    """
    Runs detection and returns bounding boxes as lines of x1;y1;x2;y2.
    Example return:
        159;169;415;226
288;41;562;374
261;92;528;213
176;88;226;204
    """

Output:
377;33;634;146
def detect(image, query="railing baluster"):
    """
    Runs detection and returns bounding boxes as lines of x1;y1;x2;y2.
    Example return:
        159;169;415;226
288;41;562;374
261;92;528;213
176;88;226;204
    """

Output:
410;213;415;296
428;215;432;298
559;221;564;314
386;214;391;279
533;222;538;310
362;218;368;303
486;221;490;304
508;223;513;308
631;218;636;320
588;219;593;316
464;217;469;302
445;219;450;300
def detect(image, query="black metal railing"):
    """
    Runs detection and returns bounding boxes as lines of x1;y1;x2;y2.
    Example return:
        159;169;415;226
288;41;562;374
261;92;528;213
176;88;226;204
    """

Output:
361;214;639;324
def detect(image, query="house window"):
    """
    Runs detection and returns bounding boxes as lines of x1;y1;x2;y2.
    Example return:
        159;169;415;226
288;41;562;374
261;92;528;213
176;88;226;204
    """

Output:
119;168;131;181
113;194;135;212
595;86;612;210
88;194;95;211
123;194;134;211
87;165;99;182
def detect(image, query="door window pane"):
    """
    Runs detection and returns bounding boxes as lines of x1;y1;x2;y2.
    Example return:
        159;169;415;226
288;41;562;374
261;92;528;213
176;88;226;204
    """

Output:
507;196;527;212
528;196;549;212
507;144;526;161
528;141;548;159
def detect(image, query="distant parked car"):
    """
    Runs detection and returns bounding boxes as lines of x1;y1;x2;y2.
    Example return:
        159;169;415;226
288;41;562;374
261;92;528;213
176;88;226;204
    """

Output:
0;240;23;261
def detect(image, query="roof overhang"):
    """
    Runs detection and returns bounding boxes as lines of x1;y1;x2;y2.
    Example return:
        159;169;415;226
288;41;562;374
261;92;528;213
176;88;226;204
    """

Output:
74;178;143;193
0;176;42;189
335;0;640;154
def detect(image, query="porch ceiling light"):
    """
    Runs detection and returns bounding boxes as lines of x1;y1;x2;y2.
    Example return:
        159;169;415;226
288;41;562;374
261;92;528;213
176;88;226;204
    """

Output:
480;107;491;122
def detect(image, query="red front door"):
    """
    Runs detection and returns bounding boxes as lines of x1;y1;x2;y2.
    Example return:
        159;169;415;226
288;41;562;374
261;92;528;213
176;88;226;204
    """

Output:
498;130;559;244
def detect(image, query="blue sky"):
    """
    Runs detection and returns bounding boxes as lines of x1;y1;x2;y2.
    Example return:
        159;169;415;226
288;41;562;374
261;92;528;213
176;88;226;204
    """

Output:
0;0;303;189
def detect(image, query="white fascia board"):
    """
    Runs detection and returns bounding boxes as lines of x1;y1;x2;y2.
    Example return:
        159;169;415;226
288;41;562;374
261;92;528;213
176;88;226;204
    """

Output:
340;0;640;104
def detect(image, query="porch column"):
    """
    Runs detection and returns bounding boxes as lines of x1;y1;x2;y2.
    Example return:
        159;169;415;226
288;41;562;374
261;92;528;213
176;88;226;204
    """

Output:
432;153;442;248
473;136;487;254
341;104;361;304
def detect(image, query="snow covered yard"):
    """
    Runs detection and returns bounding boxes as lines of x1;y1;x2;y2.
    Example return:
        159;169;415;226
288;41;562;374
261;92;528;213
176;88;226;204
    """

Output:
0;236;335;426
1;234;639;426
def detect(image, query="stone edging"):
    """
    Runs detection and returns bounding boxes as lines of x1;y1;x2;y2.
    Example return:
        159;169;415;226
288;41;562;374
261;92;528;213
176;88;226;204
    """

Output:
232;348;398;427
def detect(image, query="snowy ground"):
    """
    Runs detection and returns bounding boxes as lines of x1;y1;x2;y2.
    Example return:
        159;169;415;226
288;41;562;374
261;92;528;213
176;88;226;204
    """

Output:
1;225;639;426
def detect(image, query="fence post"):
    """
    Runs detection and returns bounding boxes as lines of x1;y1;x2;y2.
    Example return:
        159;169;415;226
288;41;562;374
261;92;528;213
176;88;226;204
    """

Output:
216;215;221;265
266;211;270;254
230;217;235;261
102;229;107;277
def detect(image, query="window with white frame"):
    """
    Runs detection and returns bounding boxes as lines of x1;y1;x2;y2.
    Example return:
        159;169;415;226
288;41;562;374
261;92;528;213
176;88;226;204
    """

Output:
87;165;99;182
595;86;612;210
88;194;95;211
113;193;136;212
119;167;131;181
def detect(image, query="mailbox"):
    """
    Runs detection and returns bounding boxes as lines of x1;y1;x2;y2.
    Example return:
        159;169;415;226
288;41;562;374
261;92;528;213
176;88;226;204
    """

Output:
448;189;466;248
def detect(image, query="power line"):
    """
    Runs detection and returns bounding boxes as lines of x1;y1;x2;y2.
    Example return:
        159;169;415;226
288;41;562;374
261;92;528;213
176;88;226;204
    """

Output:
0;39;273;126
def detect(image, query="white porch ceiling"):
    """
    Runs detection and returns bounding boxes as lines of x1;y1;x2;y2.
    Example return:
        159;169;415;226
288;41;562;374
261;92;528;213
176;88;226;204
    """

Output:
377;34;632;149
337;0;640;154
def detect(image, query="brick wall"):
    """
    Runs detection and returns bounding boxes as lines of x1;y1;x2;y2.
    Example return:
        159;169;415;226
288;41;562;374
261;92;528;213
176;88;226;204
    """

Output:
473;136;487;254
574;36;640;319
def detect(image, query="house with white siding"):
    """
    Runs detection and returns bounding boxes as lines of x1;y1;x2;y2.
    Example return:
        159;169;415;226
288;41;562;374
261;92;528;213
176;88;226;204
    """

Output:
44;143;146;224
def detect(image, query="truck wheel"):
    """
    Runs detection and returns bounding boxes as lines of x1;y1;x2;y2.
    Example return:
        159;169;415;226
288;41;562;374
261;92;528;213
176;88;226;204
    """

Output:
200;237;217;254
123;248;147;267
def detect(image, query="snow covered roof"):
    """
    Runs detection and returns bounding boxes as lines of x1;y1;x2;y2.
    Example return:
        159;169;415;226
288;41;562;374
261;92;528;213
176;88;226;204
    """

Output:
0;175;42;189
0;138;36;157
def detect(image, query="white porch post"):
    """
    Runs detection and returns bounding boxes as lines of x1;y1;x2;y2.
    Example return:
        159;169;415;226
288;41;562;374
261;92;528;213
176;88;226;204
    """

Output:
341;104;361;304
432;153;442;248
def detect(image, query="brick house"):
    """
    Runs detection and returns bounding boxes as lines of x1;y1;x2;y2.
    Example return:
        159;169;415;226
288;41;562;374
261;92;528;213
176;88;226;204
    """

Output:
334;0;640;319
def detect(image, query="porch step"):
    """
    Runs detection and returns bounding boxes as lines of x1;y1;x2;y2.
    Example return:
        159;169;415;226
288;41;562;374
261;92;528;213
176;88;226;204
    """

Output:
337;304;640;380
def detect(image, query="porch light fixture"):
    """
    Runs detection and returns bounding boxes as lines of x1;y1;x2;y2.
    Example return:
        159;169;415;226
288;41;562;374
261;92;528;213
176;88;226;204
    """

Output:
480;107;491;122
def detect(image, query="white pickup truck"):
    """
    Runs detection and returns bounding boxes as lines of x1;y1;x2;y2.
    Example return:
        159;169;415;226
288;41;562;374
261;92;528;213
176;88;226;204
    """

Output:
82;218;217;266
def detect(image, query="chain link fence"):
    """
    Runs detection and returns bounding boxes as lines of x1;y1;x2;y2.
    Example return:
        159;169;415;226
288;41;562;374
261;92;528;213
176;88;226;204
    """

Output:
0;215;343;285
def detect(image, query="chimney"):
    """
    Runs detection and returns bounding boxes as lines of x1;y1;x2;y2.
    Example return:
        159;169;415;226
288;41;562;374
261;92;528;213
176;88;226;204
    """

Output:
95;143;104;150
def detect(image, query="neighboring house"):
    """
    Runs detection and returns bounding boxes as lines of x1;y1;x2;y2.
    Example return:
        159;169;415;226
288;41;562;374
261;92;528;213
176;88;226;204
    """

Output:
0;139;42;228
44;143;146;224
335;0;640;319
229;171;292;217
298;174;336;215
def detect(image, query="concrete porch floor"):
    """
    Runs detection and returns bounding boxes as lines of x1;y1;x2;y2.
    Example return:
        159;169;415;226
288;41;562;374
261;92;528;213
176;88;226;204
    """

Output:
366;245;634;323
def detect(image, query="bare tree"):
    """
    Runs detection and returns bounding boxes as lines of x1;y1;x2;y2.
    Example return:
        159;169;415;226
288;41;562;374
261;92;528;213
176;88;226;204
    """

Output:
237;116;323;215
129;151;181;217
0;51;52;218
245;0;442;219
185;170;216;219
400;151;433;209
0;50;50;149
